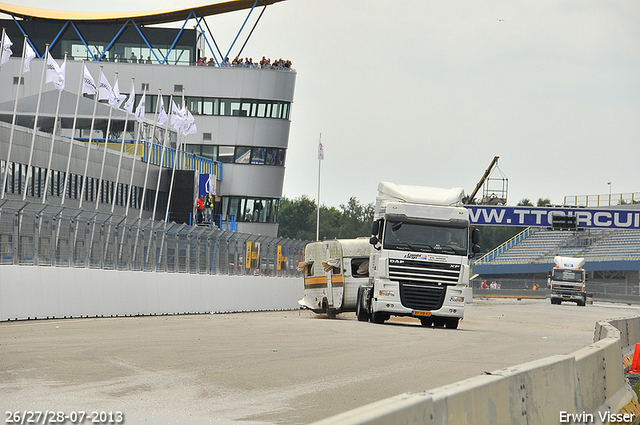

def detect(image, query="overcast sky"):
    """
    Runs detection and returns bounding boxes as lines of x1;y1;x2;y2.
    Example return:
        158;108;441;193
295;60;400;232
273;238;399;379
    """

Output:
6;0;640;208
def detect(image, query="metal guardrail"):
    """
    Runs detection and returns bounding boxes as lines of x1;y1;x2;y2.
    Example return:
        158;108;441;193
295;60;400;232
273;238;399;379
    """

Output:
0;199;306;277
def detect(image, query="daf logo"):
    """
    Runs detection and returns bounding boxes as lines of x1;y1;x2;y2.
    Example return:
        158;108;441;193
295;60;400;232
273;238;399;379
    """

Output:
450;264;461;270
390;258;405;264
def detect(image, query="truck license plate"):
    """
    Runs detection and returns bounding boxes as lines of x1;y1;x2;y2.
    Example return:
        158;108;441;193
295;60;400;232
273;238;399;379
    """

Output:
413;310;431;317
563;297;570;301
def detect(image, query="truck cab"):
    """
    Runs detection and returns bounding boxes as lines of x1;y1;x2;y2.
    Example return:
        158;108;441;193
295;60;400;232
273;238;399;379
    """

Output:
358;182;480;329
549;256;587;306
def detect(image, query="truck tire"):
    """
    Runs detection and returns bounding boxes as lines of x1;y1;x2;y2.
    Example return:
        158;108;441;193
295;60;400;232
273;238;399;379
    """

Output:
432;317;446;328
420;317;433;327
551;298;561;305
446;318;459;329
371;312;388;324
577;298;586;307
356;287;371;322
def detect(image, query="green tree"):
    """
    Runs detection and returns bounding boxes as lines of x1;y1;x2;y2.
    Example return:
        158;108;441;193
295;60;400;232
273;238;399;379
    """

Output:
338;197;375;238
277;196;316;240
517;198;533;206
277;196;375;241
537;197;551;207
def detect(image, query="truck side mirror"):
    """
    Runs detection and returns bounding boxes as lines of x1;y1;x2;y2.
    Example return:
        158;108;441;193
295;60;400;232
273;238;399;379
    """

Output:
471;228;480;245
371;220;380;236
369;236;378;245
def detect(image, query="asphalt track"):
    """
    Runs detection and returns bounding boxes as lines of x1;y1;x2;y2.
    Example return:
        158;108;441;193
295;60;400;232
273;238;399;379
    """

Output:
2;298;640;425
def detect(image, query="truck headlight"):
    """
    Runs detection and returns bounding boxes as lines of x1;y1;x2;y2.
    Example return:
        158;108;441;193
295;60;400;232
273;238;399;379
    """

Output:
450;296;464;303
379;290;395;297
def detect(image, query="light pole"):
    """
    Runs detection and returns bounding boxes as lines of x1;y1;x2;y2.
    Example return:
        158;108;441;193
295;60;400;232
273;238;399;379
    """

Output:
607;182;612;205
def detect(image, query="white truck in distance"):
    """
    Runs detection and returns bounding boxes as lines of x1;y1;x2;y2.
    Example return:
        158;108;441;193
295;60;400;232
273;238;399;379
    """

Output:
549;256;587;306
358;182;480;329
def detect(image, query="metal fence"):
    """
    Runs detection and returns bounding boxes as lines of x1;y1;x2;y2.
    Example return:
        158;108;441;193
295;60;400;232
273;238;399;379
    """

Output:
0;199;307;277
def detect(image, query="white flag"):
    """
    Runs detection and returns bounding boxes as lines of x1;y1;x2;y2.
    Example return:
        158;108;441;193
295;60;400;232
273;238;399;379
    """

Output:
98;73;114;101
57;57;66;90
1;32;12;65
110;79;126;109
23;42;36;73
135;91;146;123
45;53;66;91
124;84;135;114
157;96;168;125
318;138;324;160
182;109;197;136
82;64;97;95
171;101;187;132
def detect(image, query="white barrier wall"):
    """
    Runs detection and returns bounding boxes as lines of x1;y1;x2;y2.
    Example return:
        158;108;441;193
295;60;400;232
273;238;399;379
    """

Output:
0;265;302;321
313;315;640;425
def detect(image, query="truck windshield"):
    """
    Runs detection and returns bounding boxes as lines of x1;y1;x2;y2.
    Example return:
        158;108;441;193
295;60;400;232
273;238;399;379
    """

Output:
552;269;583;282
382;220;468;255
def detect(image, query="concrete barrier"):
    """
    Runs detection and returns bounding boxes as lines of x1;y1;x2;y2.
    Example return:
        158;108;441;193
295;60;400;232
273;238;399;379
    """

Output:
0;265;302;321
313;314;640;425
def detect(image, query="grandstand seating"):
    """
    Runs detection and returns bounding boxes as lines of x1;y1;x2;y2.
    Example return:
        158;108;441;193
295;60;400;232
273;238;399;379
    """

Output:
475;228;640;265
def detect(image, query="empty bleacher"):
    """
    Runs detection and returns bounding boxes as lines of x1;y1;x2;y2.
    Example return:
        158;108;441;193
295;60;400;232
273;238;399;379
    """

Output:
476;228;640;265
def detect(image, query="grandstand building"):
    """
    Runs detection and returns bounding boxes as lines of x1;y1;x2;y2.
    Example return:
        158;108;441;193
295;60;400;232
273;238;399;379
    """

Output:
0;0;293;237
473;224;640;299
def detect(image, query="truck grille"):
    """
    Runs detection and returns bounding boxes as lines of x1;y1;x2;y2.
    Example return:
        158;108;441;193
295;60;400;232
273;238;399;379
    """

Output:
389;259;460;285
389;259;460;311
553;284;581;291
400;283;446;311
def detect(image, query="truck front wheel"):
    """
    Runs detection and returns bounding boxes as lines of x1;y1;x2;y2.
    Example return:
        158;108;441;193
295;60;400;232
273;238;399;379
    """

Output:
371;312;388;324
356;286;371;322
446;318;459;329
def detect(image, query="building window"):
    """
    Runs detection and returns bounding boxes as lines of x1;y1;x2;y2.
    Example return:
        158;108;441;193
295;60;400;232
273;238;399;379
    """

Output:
235;147;251;164
217;146;234;163
221;196;279;223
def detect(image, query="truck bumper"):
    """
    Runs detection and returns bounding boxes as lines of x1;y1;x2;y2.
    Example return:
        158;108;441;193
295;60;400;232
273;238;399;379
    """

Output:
550;291;585;302
372;285;466;319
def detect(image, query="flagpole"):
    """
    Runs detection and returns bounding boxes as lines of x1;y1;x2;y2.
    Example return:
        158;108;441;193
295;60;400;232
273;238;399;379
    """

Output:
111;77;134;214
131;86;162;267
316;133;322;241
152;93;171;221
78;66;104;210
0;28;6;73
95;72;119;210
165;133;181;223
146;93;172;268
125;88;146;217
42;52;67;205
139;87;163;220
164;88;186;222
61;61;89;206
22;44;49;201
1;36;29;200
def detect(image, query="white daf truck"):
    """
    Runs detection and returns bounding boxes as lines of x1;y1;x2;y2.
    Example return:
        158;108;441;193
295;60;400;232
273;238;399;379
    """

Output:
298;238;371;318
549;256;587;306
358;182;480;328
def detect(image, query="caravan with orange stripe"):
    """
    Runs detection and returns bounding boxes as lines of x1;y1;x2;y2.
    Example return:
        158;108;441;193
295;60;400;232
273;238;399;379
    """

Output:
298;238;371;317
